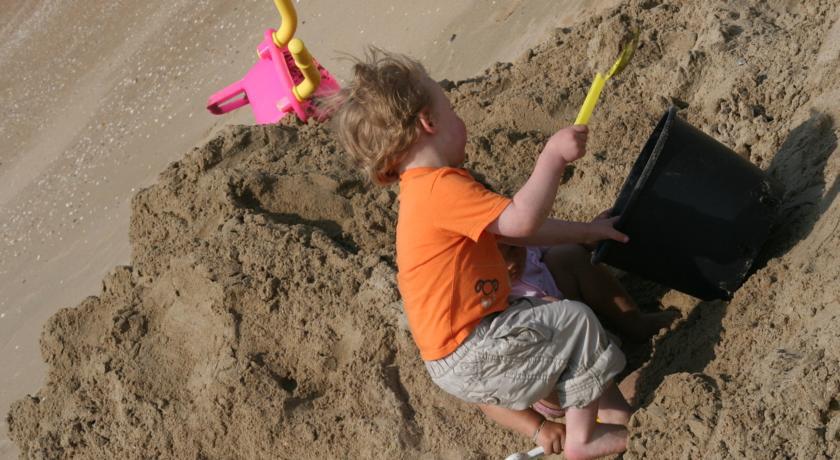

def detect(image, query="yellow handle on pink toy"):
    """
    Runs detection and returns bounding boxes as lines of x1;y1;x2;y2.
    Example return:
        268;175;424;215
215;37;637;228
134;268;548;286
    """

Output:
272;0;298;47
288;38;321;101
575;72;606;126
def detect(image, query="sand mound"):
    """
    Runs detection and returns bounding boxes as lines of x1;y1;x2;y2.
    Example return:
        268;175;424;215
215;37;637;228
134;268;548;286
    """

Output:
8;0;840;458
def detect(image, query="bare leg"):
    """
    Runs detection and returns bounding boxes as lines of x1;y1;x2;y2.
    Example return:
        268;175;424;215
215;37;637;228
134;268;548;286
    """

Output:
564;396;628;460
543;244;677;342
538;382;631;424
596;382;632;425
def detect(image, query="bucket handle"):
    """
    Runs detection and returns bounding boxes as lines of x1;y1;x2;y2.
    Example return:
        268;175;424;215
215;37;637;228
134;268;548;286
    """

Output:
206;80;249;114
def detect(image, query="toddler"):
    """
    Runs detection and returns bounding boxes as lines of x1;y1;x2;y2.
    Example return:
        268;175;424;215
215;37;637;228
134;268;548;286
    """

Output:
332;49;632;459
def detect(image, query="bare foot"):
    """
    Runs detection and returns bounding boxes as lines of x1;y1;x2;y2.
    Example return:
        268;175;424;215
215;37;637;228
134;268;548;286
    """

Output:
643;310;680;335
625;310;680;342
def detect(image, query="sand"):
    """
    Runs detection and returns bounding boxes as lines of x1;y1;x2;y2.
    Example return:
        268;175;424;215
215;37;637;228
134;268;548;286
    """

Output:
4;0;840;458
0;0;618;457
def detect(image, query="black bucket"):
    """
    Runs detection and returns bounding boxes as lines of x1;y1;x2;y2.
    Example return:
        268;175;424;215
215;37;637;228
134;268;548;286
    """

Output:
592;107;783;300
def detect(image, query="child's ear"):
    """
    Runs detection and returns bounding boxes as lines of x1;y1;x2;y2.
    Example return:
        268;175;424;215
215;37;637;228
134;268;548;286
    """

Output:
418;109;436;134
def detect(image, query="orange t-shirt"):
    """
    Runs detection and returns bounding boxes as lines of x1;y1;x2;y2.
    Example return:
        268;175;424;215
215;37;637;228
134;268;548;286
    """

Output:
396;167;512;360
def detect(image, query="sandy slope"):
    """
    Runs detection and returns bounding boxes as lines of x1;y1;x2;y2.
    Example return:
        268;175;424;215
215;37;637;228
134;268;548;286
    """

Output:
5;0;840;458
0;1;618;457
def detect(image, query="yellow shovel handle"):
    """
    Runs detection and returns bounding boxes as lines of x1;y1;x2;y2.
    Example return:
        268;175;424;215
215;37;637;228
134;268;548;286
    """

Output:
574;73;606;125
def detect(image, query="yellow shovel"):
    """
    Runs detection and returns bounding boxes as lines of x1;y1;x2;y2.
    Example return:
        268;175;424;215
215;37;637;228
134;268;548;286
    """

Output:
574;29;640;125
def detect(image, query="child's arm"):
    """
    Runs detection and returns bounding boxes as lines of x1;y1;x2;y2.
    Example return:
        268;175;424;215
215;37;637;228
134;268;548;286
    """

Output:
486;126;588;238
498;215;628;248
478;404;566;455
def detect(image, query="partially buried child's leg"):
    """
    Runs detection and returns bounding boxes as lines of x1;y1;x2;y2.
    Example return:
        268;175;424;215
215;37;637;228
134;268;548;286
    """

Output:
542;244;677;342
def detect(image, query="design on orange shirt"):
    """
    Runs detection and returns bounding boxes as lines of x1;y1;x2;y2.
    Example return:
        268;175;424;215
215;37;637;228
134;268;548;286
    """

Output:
475;278;500;308
396;167;513;360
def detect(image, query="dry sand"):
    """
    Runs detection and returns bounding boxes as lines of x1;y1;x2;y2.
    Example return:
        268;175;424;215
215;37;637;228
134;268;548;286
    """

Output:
3;0;840;458
0;0;618;457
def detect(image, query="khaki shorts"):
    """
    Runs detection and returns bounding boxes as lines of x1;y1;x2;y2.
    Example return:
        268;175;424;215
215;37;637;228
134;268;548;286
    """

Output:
425;298;625;410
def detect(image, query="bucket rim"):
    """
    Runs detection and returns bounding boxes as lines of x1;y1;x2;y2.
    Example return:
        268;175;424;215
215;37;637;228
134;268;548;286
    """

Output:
592;106;678;264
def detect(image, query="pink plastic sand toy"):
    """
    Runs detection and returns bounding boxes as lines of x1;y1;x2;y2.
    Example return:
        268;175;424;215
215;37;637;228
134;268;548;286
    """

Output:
206;0;340;124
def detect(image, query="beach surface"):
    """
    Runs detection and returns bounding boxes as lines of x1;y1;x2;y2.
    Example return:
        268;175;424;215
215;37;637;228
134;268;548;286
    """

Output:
3;0;840;459
0;0;619;457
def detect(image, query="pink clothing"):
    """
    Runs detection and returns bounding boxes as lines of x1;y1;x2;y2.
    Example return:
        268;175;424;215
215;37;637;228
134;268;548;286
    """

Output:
509;247;564;300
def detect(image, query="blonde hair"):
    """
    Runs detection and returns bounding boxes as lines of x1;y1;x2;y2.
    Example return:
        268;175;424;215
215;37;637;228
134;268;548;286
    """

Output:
330;48;432;185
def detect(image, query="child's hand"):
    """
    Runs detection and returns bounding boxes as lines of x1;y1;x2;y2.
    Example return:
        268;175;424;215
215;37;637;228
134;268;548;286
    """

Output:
536;420;566;455
592;208;613;221
543;125;589;165
584;214;629;248
579;208;625;250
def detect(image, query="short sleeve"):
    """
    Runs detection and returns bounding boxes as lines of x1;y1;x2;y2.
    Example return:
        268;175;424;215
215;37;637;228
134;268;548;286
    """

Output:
430;169;511;241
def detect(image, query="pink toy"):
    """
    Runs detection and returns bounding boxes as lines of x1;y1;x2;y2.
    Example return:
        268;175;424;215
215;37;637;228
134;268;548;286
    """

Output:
206;1;340;124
